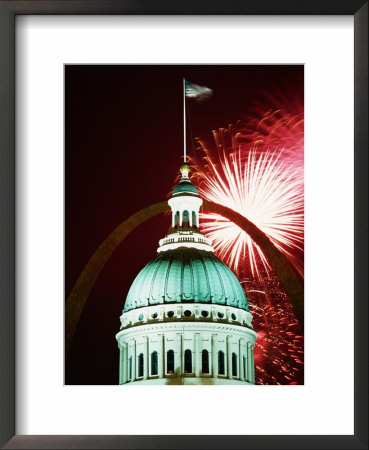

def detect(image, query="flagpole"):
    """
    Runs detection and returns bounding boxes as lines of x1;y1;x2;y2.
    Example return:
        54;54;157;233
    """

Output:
183;78;186;163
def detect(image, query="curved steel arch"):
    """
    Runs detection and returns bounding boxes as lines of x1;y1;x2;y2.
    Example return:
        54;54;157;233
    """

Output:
66;201;303;355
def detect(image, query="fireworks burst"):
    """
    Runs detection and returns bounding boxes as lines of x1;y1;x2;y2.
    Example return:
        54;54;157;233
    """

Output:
194;145;304;277
188;94;304;276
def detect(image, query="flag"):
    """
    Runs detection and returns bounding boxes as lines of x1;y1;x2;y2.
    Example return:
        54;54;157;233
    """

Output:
185;80;212;103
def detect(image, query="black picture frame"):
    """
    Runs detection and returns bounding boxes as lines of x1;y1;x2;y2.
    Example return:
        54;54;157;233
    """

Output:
0;1;367;449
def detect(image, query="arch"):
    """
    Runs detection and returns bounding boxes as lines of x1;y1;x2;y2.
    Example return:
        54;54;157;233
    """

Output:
167;350;174;374
175;210;180;228
66;200;304;356
232;352;238;377
151;351;158;376
218;350;225;375
202;349;209;374
182;210;190;228
192;211;197;227
138;353;144;378
184;349;192;373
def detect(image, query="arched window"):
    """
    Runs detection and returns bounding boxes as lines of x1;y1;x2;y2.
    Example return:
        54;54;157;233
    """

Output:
232;352;238;377
184;349;192;373
167;350;174;374
128;356;132;380
175;211;180;228
138;353;144;378
182;210;189;228
192;211;197;228
151;351;158;376
218;351;225;375
202;349;209;374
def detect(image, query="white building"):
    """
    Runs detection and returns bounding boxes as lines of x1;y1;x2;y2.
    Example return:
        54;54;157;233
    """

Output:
116;163;257;385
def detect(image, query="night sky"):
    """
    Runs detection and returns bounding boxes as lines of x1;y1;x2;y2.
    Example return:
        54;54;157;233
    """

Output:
65;65;304;385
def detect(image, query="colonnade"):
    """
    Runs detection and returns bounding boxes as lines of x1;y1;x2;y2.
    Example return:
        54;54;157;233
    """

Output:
119;332;255;384
172;210;198;228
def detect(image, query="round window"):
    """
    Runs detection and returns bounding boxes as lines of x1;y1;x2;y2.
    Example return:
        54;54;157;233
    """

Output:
184;310;192;317
152;312;158;319
138;313;144;321
217;312;224;319
201;310;209;317
231;313;237;320
167;311;174;318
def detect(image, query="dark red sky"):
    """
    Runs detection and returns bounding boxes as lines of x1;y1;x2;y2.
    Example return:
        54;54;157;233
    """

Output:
65;65;303;384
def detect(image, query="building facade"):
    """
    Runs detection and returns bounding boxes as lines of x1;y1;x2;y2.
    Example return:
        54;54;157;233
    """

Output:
116;163;257;385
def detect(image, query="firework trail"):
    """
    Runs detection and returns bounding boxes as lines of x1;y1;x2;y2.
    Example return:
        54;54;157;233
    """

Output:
247;274;304;385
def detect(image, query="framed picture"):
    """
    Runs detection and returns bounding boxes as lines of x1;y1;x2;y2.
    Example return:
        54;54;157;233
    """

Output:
0;1;367;449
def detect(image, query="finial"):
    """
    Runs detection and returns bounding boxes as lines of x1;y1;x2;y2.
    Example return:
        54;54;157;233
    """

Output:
180;163;190;181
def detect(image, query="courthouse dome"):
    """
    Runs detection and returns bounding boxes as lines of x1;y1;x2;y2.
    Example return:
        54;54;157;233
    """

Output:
123;249;249;313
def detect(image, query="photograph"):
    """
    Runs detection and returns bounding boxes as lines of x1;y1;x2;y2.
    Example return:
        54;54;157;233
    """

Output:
65;64;304;386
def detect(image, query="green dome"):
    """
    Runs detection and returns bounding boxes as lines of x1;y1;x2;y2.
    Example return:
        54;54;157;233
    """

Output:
123;249;249;312
172;181;198;196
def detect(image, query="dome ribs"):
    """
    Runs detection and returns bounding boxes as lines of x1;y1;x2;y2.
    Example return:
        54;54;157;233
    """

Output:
197;252;211;302
166;255;182;302
181;252;193;301
208;256;226;304
134;260;156;308
219;259;240;308
189;255;195;302
164;254;174;302
123;249;250;313
148;254;165;304
190;255;206;302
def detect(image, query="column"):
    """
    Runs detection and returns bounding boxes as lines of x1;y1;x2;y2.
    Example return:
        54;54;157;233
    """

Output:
197;334;202;376
132;339;136;381
193;333;197;376
176;333;182;376
122;343;128;384
227;335;232;379
238;339;242;381
247;342;253;383
212;334;217;378
194;333;200;377
144;336;149;380
251;345;255;384
119;345;124;385
159;334;164;378
242;340;248;381
194;333;202;377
